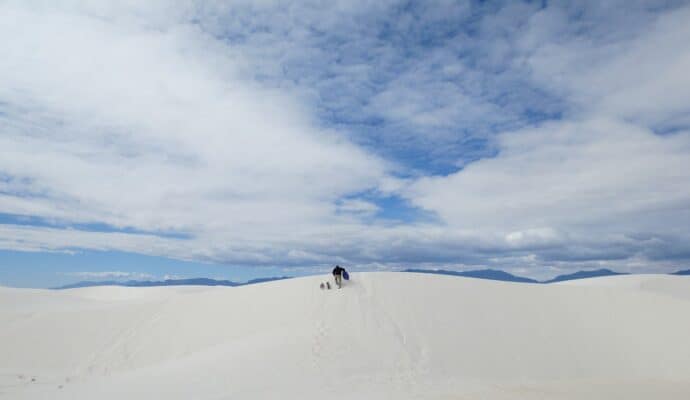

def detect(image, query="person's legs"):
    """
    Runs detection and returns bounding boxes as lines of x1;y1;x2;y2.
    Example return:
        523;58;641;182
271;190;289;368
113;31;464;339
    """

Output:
335;274;342;288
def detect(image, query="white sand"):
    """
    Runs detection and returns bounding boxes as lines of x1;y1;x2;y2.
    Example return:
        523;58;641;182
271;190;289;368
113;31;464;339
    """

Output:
1;272;689;399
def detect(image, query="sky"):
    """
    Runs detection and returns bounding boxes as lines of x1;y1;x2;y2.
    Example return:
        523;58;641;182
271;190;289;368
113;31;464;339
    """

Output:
1;0;690;287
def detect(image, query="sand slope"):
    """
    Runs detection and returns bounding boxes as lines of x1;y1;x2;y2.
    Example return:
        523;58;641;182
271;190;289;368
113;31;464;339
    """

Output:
1;272;689;399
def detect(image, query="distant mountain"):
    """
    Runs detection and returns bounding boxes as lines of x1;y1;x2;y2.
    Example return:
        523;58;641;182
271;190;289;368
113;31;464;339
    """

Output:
543;269;628;283
404;268;639;284
55;276;290;290
404;269;539;283
671;269;690;276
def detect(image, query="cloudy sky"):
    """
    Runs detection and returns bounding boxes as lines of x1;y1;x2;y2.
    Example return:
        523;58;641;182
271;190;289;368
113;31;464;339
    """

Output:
2;0;690;287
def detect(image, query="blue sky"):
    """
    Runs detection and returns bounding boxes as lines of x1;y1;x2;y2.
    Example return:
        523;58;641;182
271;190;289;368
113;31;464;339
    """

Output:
1;0;690;287
0;249;295;288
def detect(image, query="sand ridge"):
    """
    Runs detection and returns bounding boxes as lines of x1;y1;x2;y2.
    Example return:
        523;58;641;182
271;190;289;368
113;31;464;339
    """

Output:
1;272;689;399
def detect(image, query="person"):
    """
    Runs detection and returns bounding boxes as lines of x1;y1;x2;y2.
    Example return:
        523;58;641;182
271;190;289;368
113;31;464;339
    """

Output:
332;265;345;288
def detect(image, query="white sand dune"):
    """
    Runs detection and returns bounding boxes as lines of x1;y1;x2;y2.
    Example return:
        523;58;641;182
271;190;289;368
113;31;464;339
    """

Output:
1;272;689;399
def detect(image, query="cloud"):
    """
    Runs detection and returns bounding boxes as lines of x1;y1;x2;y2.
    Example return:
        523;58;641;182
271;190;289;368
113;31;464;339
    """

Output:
337;199;380;215
407;118;690;231
521;1;690;130
0;2;388;230
66;271;154;281
1;0;690;279
399;1;690;272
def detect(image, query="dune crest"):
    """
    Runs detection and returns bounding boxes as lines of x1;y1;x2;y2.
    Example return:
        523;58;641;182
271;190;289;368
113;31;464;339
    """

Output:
2;273;690;399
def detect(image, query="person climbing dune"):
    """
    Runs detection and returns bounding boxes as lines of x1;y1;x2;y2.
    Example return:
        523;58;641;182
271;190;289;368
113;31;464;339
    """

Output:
332;265;346;289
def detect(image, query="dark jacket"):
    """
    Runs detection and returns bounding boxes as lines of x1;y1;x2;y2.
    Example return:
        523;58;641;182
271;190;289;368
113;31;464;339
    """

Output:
332;266;345;276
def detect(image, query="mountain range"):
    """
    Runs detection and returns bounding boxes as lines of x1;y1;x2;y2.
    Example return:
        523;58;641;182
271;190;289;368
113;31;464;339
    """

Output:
403;268;539;283
542;268;629;283
403;268;689;283
55;276;289;290
54;268;690;289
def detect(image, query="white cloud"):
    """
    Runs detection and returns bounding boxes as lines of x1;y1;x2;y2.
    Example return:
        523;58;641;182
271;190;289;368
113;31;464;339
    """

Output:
67;271;154;281
337;199;380;215
1;1;690;278
522;2;690;129
399;2;690;272
0;1;388;233
407;118;690;231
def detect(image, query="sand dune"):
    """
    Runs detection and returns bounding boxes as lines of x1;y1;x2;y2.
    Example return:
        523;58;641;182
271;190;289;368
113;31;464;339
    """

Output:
2;272;689;399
